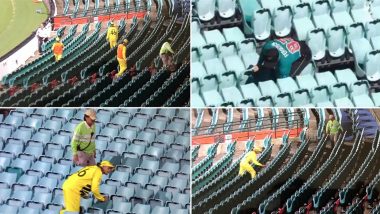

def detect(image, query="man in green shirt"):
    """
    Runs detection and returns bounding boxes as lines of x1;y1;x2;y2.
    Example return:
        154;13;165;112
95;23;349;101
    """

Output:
326;115;343;147
72;109;97;166
160;38;176;72
248;38;311;84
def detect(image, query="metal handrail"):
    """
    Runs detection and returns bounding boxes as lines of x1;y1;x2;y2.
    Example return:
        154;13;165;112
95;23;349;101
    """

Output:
193;112;304;140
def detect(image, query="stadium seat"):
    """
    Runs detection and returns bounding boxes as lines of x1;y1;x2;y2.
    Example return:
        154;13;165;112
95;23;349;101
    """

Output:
273;6;292;37
363;50;380;82
196;0;216;21
326;26;346;58
307;28;327;60
252;9;271;41
331;0;354;26
312;0;336;31
261;0;281;12
217;0;236;18
202;90;224;106
352;94;375;107
203;30;226;48
293;3;316;40
349;0;372;23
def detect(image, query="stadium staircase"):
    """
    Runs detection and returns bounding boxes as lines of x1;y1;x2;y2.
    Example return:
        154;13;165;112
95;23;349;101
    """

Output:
192;0;380;107
0;108;190;214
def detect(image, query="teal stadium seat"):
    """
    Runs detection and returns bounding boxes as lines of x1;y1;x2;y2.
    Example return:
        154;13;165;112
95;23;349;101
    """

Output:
273;6;292;37
217;0;236;18
252;9;271;41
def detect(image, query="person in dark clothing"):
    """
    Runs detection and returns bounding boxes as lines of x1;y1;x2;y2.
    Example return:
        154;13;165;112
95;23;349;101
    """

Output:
246;38;312;84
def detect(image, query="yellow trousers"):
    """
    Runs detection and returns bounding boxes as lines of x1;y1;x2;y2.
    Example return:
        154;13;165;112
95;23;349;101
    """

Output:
239;162;257;179
54;54;62;62
109;40;117;49
117;58;127;77
60;188;81;214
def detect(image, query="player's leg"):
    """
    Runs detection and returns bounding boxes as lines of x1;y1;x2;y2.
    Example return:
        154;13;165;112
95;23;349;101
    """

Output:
88;152;96;166
116;59;127;77
62;188;81;212
245;164;257;179
238;163;246;176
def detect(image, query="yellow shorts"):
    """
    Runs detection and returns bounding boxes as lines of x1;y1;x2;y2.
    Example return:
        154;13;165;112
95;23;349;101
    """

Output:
54;54;62;62
60;188;81;214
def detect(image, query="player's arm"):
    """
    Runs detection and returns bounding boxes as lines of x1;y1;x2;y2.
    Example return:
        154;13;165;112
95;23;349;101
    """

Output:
248;152;263;166
51;43;56;51
91;170;105;201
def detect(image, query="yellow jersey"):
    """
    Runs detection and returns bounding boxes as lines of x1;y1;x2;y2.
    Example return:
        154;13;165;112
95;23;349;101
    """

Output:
106;26;119;41
62;165;105;201
241;151;263;166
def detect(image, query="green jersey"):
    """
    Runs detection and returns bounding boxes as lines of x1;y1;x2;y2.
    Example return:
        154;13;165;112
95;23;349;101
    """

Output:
71;121;96;155
260;38;301;78
326;120;343;134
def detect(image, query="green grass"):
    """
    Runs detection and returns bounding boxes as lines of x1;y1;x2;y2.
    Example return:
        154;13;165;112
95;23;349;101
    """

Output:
0;0;48;57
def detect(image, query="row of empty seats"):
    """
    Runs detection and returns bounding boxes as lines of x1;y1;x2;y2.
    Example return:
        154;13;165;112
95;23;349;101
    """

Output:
0;108;190;214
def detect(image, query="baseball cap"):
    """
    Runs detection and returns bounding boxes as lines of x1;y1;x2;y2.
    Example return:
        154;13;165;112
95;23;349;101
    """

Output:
123;39;128;44
262;48;279;69
84;109;96;120
100;161;114;168
55;37;60;42
253;147;263;152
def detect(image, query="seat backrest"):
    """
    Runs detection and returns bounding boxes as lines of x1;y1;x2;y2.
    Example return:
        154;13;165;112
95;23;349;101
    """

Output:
347;23;365;41
132;203;151;213
327;26;345;51
296;74;318;90
191;21;200;34
332;0;349;13
203;29;226;48
217;0;236;15
349;0;365;9
196;0;216;18
364;51;380;77
239;0;261;22
274;6;292;31
219;42;238;58
307;28;326;52
293;3;312;19
281;0;301;6
252;9;271;34
238;39;256;55
366;20;380;39
373;0;380;6
313;0;331;15
258;80;281;97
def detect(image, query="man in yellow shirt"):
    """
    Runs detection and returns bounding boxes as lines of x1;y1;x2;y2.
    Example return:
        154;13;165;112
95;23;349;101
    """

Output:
326;115;343;147
160;38;175;72
238;147;265;179
52;37;64;62
116;39;128;78
106;22;118;49
60;161;115;214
